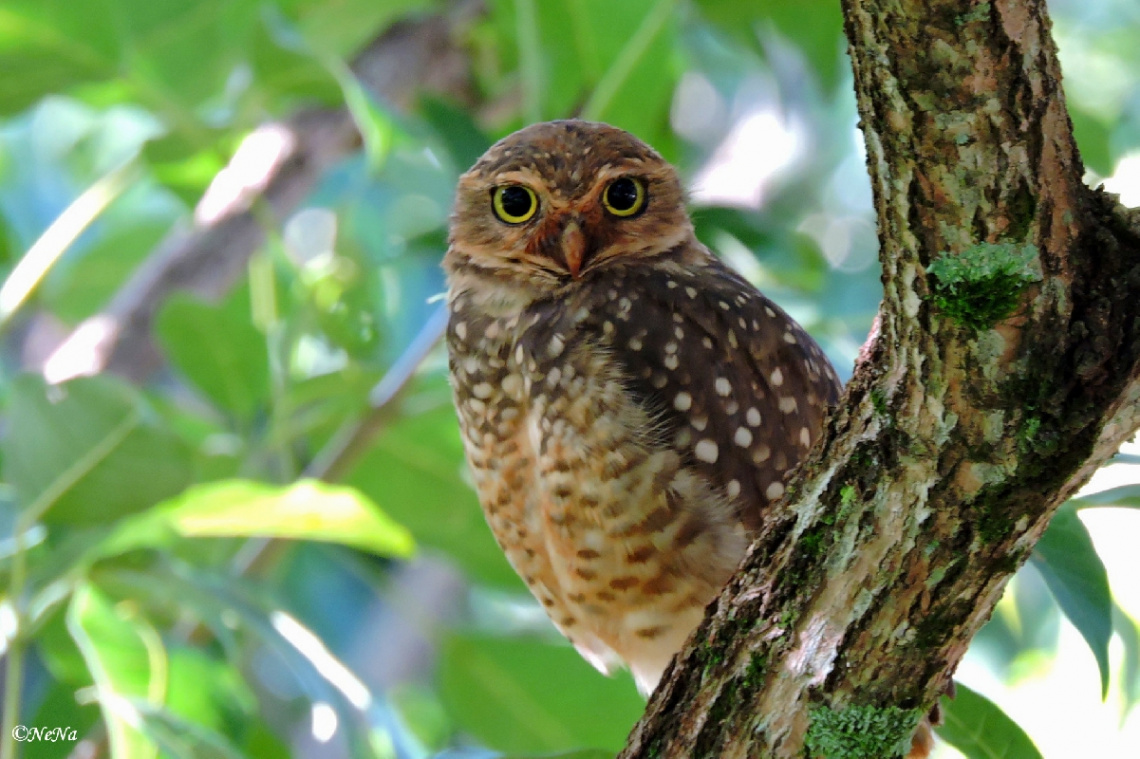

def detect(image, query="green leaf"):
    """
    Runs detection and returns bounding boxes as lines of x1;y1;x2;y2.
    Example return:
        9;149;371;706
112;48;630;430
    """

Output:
1070;483;1140;509
277;0;434;59
27;681;100;759
1069;107;1115;177
163;646;256;735
344;402;522;589
98;561;381;757
111;478;414;558
579;0;677;135
67;583;163;759
420;96;493;171
485;0;677;140
0;0;253;119
1115;604;1140;711
155;291;271;418
122;702;248;759
1030;504;1113;697
35;606;96;686
695;0;846;91
936;682;1042;759
438;633;643;755
3;375;193;526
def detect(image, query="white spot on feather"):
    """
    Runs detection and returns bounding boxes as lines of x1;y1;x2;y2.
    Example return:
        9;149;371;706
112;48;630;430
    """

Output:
734;427;753;447
695;439;719;463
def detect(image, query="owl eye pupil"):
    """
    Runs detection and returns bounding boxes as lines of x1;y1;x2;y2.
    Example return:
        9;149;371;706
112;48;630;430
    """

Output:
602;177;647;217
607;178;639;211
499;186;534;217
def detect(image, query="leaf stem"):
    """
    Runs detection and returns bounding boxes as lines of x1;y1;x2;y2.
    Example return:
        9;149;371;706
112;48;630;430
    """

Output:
516;0;544;124
0;159;140;335
581;0;675;123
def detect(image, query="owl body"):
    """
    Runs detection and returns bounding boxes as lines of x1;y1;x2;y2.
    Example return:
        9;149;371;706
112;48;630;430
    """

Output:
444;120;841;695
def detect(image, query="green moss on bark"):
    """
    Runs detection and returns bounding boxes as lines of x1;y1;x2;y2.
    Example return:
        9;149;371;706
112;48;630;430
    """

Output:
804;703;921;759
926;242;1042;331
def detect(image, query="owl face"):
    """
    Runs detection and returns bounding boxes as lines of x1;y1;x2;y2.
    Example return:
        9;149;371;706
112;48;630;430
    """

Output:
445;120;692;290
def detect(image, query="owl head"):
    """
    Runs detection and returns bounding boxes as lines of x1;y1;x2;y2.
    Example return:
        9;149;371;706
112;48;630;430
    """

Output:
444;120;692;291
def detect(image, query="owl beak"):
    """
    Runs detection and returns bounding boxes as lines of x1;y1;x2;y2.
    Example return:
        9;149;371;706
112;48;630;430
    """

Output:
561;219;588;278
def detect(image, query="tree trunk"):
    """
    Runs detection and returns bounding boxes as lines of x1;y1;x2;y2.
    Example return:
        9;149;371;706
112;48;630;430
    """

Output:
620;1;1140;757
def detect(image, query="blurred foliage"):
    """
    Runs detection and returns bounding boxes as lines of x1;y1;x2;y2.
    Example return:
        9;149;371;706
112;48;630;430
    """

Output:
0;0;1138;758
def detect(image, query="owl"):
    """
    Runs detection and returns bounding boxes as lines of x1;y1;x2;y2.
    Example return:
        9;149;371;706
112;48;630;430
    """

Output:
443;118;860;735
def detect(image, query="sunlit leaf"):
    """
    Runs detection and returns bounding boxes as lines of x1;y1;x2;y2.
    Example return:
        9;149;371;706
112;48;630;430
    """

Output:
936;682;1042;759
1030;505;1113;697
111;479;414;558
3;375;193;526
438;633;642;755
67;583;162;759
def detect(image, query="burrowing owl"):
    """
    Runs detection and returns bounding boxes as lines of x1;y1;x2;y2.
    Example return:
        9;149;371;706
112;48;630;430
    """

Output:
444;118;842;695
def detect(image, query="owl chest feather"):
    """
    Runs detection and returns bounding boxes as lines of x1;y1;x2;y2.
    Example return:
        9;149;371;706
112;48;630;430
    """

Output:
447;279;752;689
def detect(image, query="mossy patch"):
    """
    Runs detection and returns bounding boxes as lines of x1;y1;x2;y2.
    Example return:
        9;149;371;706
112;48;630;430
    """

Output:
742;651;769;689
926;242;1041;332
972;483;1019;545
805;703;921;759
870;387;888;417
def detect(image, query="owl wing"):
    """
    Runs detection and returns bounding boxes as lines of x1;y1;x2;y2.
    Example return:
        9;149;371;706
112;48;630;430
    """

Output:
578;248;842;530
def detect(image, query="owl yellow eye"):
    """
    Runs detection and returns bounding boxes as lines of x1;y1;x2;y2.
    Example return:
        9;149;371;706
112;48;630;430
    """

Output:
602;177;647;217
492;185;538;224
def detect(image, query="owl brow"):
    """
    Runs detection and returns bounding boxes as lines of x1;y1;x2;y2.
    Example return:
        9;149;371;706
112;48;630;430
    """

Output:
490;168;545;188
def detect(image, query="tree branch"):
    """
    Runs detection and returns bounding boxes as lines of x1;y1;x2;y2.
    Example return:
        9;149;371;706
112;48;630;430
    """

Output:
621;1;1140;756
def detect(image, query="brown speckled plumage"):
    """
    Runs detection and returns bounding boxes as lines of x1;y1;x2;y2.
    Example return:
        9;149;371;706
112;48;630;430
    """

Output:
443;120;841;695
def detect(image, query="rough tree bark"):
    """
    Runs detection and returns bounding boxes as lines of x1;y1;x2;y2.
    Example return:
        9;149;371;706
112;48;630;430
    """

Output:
621;1;1140;757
